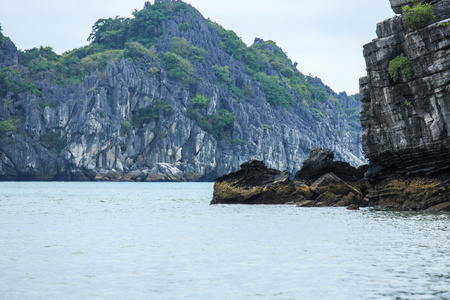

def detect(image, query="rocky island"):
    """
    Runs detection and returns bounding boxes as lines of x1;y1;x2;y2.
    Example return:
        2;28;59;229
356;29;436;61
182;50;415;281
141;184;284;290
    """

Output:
0;0;364;181
212;0;450;211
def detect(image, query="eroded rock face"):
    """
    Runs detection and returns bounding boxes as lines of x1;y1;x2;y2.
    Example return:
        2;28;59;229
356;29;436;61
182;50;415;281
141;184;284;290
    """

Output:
0;1;365;181
360;0;450;180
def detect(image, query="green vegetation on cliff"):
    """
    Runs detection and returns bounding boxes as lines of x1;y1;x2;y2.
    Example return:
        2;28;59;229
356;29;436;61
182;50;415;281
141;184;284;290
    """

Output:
388;54;413;82
1;0;355;143
188;108;236;140
0;118;17;137
402;0;436;31
0;67;42;98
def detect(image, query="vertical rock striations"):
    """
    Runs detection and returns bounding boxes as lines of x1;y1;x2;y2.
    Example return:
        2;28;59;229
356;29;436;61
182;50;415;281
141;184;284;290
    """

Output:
0;1;365;181
360;0;450;180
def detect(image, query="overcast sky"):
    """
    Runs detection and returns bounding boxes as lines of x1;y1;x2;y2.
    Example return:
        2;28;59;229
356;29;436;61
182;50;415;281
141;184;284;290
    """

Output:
0;0;395;94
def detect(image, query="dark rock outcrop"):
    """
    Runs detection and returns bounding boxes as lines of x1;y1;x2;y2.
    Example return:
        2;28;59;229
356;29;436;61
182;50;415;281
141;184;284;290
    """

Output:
212;148;370;208
0;1;365;181
360;0;450;181
212;147;450;211
295;147;369;183
211;160;298;205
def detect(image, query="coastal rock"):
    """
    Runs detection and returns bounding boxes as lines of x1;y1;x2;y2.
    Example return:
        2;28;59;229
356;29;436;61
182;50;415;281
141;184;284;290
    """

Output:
294;148;334;181
294;147;368;183
212;149;369;208
366;178;450;211
360;0;450;181
211;160;299;204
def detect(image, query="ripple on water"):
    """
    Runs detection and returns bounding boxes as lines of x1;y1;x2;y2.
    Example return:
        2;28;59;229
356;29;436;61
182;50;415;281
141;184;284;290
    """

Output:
0;182;449;299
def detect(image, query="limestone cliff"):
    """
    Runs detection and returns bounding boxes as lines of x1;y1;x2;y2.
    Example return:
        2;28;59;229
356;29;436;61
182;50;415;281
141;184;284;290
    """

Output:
360;0;450;180
0;0;364;181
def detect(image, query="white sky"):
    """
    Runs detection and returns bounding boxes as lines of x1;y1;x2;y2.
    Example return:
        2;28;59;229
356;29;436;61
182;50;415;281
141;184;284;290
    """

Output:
0;0;395;94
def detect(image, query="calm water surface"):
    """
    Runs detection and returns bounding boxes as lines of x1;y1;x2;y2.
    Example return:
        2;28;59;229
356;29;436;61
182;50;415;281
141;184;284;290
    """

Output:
1;182;449;299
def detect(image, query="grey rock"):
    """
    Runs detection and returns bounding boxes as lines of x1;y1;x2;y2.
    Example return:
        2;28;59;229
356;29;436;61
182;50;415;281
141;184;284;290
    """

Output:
361;0;450;180
0;2;366;181
0;39;19;67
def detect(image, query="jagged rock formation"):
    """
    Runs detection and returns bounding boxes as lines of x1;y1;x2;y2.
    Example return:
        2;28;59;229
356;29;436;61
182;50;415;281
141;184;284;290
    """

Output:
360;0;450;180
212;148;449;211
212;0;450;211
0;0;365;181
212;148;370;208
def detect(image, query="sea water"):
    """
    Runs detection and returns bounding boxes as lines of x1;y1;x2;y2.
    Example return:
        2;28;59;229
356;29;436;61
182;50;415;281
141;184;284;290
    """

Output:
0;182;449;299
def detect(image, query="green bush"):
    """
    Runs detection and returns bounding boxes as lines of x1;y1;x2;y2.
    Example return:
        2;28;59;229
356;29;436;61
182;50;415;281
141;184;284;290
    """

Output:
80;49;124;74
121;121;132;134
253;72;294;107
209;21;247;60
402;1;436;31
213;65;232;85
162;52;194;86
126;2;193;48
0;67;42;98
250;40;326;104
134;100;173;126
388;54;413;82
190;94;210;108
187;109;236;140
178;23;191;32
168;37;207;63
0;119;17;137
124;42;152;59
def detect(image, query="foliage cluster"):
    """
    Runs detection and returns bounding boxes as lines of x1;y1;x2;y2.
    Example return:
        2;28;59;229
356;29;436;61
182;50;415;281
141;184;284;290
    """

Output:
209;21;327;107
162;52;194;86
0;118;17;137
253;72;294;107
15;2;194;87
251;41;326;103
178;23;191;32
208;21;265;73
134;99;173;126
402;0;436;31
188;109;236;140
121;121;132;134
0;67;42;98
190;94;210;108
88;2;192;49
388;54;413;82
123;41;152;59
19;45;124;86
168;37;207;63
212;65;232;86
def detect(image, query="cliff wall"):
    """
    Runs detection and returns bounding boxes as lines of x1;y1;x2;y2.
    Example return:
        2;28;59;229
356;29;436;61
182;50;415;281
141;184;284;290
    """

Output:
0;1;365;181
360;0;450;180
